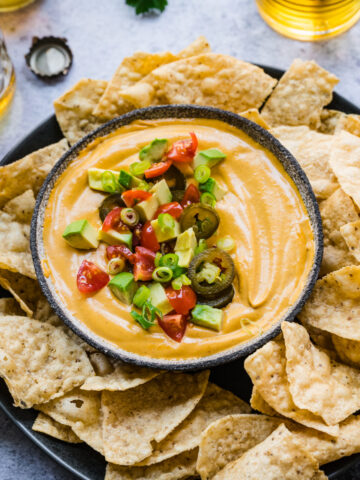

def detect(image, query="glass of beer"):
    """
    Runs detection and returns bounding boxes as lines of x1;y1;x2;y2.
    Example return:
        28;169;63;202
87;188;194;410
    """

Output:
0;30;15;117
255;0;360;41
0;0;35;11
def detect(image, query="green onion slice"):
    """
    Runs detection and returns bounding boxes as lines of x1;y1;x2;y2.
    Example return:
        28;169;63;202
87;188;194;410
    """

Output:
131;310;154;330
120;207;139;227
200;192;216;208
194;165;211;184
158;213;175;232
154;252;162;267
101;171;119;193
195;239;208;255
152;266;173;283
159;253;178;268
130;160;151;177
217;235;235;252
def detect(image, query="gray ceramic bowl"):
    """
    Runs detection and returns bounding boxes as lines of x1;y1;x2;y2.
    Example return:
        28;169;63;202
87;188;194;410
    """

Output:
31;105;323;371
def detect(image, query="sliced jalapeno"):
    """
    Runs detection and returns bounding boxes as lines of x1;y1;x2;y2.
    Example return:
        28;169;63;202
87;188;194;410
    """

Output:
197;285;235;308
180;203;220;239
99;194;126;222
188;247;235;298
146;165;186;191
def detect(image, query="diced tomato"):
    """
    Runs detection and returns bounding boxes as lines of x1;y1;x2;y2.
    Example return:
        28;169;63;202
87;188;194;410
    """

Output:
76;260;109;294
106;245;135;264
154;202;183;220
140;221;160;252
180;184;200;208
165;285;197;315
122;190;152;207
102;207;129;233
167;132;198;163
133;246;156;281
144;159;172;179
158;314;187;342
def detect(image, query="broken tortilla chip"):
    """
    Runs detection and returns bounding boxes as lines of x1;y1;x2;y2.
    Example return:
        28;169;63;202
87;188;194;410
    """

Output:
335;114;360;137
340;220;360;262
331;335;360;368
3;189;35;224
262;59;338;129
250;388;276;416
318;109;344;134
32;412;82;443
0;297;23;316
0;271;42;316
239;109;269;129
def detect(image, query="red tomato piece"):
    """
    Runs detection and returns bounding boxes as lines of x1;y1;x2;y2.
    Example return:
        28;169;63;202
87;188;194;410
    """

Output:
167;132;198;163
158;314;187;342
180;184;200;208
77;260;109;294
133;246;156;281
122;190;152;207
102;207;129;233
165;285;197;315
140;221;160;252
144;159;172;179
154;202;183;220
106;245;135;264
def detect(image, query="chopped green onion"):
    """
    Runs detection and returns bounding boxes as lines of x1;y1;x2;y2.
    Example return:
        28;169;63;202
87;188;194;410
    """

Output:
154;252;162;267
159;253;179;268
130;160;151;177
217;235;235;252
143;301;162;323
108;257;125;275
171;274;192;290
195;239;208;256
101;171;120;193
200;192;216;208
152;266;173;283
121;208;139;227
158;213;175;233
194;165;211;184
131;310;154;330
133;285;150;308
196;262;221;284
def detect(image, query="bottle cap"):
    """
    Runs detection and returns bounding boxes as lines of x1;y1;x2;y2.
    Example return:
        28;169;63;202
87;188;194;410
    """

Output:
25;36;73;79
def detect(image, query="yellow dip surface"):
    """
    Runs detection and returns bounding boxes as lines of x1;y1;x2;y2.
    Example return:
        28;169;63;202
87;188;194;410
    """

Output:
43;118;315;360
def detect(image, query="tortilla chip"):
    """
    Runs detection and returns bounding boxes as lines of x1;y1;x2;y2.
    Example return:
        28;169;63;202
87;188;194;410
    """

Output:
105;449;198;480
54;79;108;145
271;126;338;201
340;220;360;262
319;188;359;275
0;139;68;208
177;35;211;58
137;382;250;466
38;388;103;453
240;109;269;130
3;189;36;224
32;412;82;443
0;271;42;316
212;424;327;480
318;109;344;134
250;388;276;416
329;130;360;209
299;265;360;341
335;114;360;137
244;340;339;435
282;321;360;425
331;334;360;368
0;316;94;408
81;357;161;391
119;54;276;113
102;370;209;465
262;59;338;129
301;322;334;351
0;297;23;315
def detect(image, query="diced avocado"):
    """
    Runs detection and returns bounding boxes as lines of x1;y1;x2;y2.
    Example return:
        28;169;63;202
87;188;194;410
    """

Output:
108;272;138;305
135;194;159;222
139;139;168;162
118;170;133;189
133;285;151;308
190;304;223;331
199;177;227;201
150;179;172;205
175;228;197;251
194;148;226;169
98;229;133;249
62;219;99;249
148;282;173;315
151;218;181;243
88;168;122;193
176;249;195;268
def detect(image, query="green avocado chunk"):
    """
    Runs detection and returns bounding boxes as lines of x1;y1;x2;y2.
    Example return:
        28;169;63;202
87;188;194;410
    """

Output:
88;168;123;193
193;148;226;169
190;304;223;331
150;179;172;205
62;219;99;249
148;282;173;315
139;139;168;162
108;272;138;305
151;216;181;243
199;177;227;201
135;194;160;222
133;285;151;308
98;229;133;249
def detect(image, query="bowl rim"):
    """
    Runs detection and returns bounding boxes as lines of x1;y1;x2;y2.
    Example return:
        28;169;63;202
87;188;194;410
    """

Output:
31;104;323;371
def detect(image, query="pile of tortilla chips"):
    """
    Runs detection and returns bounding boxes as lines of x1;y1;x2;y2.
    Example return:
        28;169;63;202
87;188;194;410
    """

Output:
1;36;360;479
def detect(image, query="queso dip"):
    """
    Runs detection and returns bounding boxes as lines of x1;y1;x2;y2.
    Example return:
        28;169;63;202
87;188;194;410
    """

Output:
43;118;315;360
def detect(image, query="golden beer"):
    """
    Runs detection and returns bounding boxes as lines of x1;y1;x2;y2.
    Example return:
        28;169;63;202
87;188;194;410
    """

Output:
256;0;360;41
0;33;15;117
0;0;35;11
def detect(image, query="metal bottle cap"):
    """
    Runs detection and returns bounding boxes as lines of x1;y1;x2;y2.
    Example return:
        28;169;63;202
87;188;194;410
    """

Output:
25;36;73;79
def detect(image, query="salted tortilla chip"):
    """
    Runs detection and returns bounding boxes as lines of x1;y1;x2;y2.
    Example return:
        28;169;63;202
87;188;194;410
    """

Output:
3;189;35;224
212;424;327;480
0;139;68;208
262;59;338;129
271;126;338;200
329;130;360;209
38;388;103;453
0;297;23;315
299;265;360;341
105;449;198;480
335;114;360;137
244;340;339;435
318;109;344;134
319;188;359;275
340;220;360;262
282;321;360;425
54;79;108;145
331;335;360;368
0;271;42;316
240;109;269;129
0;316;94;408
137;382;250;466
119;54;276;113
177;35;211;58
32;412;82;443
102;370;209;465
250;388;276;416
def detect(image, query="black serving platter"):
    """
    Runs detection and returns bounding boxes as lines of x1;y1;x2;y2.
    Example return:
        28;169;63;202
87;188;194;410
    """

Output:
0;65;360;480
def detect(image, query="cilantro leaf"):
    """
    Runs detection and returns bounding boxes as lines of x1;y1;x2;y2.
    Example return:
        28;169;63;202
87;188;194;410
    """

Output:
126;0;168;15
